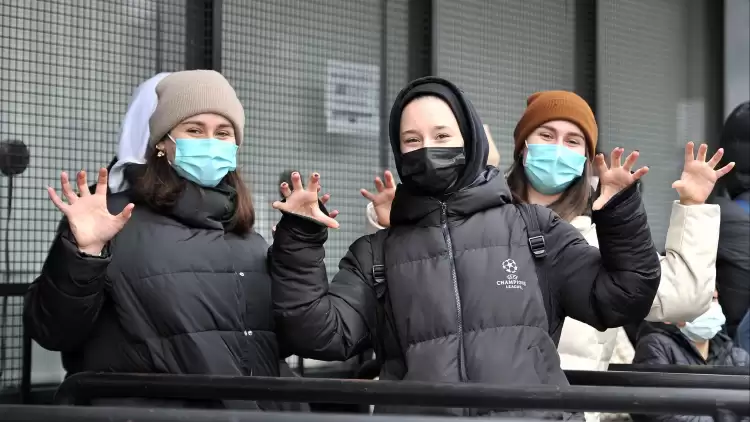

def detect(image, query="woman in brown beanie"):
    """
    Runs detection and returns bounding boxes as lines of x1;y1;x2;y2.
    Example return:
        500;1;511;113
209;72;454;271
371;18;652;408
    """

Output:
505;91;734;422
24;70;304;410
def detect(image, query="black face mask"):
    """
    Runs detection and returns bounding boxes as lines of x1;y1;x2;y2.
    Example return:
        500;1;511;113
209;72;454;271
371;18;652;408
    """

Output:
400;147;466;196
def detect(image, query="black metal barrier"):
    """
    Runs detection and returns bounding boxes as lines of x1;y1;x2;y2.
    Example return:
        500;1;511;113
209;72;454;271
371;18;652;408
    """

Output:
52;372;750;417
565;370;749;390
608;364;750;376
2;405;536;422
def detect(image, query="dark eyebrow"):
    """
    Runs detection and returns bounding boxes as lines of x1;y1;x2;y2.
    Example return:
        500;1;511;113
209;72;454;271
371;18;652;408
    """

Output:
180;121;233;130
538;124;557;134
181;120;205;127
401;125;452;136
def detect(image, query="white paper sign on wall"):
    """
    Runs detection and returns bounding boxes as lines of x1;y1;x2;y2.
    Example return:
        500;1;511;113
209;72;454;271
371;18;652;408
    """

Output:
325;60;380;136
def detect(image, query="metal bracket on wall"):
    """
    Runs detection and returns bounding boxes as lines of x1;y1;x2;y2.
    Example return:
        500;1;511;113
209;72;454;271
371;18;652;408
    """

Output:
185;0;223;72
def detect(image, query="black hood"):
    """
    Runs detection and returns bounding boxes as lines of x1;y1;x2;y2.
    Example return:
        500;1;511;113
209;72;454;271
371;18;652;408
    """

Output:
388;77;489;192
721;101;750;198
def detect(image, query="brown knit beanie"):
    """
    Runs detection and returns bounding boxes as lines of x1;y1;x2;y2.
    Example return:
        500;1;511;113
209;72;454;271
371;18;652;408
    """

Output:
148;70;244;147
513;90;598;158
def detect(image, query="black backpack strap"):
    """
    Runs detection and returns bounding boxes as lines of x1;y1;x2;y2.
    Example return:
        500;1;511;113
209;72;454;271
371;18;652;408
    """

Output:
515;203;547;259
369;230;389;365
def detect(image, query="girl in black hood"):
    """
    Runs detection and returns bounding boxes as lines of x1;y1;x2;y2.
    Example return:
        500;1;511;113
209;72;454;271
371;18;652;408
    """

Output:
387;80;489;196
269;77;661;417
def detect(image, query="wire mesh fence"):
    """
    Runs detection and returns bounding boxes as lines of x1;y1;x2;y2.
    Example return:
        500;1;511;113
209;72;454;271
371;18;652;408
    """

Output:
0;0;187;391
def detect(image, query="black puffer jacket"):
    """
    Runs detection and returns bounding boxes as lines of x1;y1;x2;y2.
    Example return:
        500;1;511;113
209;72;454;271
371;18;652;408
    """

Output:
713;102;750;338
632;323;750;422
269;77;661;417
24;167;280;409
714;193;750;338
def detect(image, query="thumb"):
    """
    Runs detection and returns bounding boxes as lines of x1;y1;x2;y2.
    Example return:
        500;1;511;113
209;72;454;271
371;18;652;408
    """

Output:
672;180;683;190
272;200;285;210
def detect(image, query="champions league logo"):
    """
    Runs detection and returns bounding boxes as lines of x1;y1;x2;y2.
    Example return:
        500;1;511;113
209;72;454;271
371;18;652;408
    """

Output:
497;259;526;290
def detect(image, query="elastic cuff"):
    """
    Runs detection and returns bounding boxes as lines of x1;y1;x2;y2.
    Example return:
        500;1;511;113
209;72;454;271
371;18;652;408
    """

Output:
47;236;110;297
592;182;641;221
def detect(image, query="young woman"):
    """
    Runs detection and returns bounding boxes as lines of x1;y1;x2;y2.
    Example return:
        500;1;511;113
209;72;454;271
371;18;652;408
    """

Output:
268;76;661;417
25;70;290;410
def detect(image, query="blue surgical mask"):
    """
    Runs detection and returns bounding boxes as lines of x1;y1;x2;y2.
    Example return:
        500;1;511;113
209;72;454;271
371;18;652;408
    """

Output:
169;136;238;187
523;143;586;195
680;302;726;342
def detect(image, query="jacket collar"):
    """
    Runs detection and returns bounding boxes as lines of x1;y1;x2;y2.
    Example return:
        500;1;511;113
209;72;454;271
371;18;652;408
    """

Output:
124;164;236;230
390;167;513;227
644;323;734;364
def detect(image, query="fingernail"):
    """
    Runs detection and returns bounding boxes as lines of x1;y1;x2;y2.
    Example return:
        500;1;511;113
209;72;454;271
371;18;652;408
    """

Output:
313;173;320;178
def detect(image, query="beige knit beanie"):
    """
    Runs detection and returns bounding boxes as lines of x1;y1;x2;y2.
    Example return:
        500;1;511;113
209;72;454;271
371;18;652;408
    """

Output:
148;70;244;147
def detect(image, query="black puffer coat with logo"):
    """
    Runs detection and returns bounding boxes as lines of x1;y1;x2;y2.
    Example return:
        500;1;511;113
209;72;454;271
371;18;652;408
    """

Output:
269;77;661;417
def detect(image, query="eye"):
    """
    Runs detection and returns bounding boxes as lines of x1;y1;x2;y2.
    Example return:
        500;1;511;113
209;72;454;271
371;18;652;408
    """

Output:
216;130;232;138
186;128;202;134
566;138;582;145
404;137;420;144
539;132;554;140
436;133;451;140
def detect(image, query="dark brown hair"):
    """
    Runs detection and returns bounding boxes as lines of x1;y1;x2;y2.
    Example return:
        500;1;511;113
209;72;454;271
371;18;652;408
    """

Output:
506;151;593;222
131;147;255;235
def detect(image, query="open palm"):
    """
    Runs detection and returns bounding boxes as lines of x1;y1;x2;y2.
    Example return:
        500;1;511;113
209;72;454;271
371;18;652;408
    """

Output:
592;147;649;211
673;142;735;205
360;170;396;228
47;168;134;255
273;172;339;229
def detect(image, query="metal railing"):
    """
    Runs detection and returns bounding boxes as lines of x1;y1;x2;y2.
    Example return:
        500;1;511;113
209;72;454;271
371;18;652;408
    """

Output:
0;285;31;404
52;372;750;417
3;405;546;422
608;364;750;376
564;369;749;390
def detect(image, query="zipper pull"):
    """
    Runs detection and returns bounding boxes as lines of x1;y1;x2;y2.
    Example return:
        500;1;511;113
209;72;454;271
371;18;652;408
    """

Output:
441;202;447;213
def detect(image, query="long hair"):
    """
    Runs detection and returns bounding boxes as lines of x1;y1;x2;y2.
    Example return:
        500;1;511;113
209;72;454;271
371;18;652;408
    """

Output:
506;149;593;222
130;148;255;235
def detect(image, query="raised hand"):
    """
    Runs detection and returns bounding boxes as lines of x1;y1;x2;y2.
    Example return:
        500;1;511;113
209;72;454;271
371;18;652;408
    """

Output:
272;187;338;237
673;142;734;206
47;168;134;255
360;170;396;228
272;172;339;229
592;147;649;211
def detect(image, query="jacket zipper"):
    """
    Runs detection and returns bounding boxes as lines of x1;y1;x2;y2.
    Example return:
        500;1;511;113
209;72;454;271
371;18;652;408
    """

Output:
441;201;467;383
